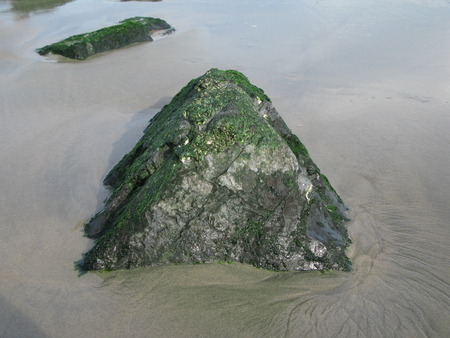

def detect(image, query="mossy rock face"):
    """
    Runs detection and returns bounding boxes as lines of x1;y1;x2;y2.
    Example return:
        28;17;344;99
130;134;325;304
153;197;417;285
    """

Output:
36;17;173;60
80;68;352;271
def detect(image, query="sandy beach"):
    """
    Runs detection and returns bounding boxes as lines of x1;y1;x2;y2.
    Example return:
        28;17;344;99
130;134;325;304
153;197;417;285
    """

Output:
1;0;450;337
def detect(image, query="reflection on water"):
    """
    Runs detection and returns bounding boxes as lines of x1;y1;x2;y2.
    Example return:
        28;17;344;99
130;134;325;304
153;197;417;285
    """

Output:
1;0;450;337
5;0;73;16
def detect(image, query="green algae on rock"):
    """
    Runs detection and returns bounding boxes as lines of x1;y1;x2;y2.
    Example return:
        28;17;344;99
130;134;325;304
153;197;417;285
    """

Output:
80;68;352;272
36;17;173;60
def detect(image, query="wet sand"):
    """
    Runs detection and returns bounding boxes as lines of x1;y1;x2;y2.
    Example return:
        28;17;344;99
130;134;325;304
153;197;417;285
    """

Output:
1;0;450;337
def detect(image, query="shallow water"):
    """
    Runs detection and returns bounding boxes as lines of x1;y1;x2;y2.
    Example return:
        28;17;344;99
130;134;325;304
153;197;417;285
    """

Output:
1;0;450;337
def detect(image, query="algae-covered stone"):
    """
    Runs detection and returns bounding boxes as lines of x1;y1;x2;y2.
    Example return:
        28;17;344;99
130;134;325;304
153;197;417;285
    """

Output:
80;68;352;271
36;17;173;60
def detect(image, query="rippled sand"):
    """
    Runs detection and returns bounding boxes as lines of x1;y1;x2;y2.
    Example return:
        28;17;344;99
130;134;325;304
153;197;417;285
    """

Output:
1;0;450;337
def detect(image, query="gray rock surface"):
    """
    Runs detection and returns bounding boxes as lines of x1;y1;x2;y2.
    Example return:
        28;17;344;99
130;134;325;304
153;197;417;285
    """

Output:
80;68;352;271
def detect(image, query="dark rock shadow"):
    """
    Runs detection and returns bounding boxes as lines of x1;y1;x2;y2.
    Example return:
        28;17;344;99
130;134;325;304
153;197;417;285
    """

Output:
104;97;173;175
149;96;172;109
0;296;48;338
77;98;173;267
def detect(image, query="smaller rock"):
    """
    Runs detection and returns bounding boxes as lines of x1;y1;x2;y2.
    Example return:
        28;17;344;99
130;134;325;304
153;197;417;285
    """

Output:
36;17;173;60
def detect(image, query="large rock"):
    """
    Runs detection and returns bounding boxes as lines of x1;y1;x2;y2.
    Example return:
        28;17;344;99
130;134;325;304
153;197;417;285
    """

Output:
80;68;352;271
36;17;173;60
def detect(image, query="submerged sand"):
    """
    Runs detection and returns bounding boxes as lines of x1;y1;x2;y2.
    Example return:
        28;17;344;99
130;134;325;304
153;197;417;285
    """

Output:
1;0;450;337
